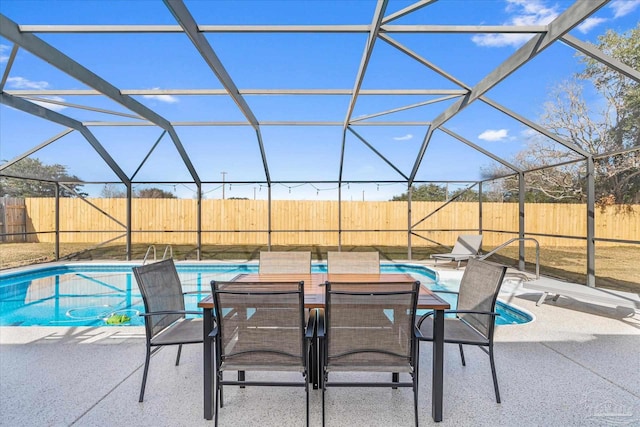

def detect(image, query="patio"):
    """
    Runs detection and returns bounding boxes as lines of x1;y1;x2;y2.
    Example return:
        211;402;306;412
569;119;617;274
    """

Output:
2;264;638;426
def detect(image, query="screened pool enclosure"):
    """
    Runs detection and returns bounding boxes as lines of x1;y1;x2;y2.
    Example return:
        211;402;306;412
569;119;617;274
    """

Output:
1;0;639;289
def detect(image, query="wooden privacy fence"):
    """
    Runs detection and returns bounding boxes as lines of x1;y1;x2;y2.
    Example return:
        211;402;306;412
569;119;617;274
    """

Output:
0;197;27;242
18;198;640;248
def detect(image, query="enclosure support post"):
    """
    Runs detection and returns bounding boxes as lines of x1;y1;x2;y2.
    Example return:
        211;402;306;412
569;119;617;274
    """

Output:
518;172;525;271
478;181;483;236
586;156;596;287
338;184;342;251
126;183;132;261
407;185;412;260
267;185;272;250
55;183;60;260
197;184;202;261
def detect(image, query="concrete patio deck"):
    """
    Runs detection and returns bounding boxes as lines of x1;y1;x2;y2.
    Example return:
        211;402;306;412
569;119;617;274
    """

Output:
1;270;639;426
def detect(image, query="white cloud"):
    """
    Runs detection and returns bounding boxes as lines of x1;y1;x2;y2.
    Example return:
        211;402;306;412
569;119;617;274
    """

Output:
32;96;67;112
0;44;10;63
6;76;50;90
472;0;559;48
479;129;509;141
143;89;178;104
610;0;640;18
393;134;413;141
577;17;607;34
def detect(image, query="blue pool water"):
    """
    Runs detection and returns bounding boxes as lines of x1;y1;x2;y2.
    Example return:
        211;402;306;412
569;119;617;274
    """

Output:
0;263;532;326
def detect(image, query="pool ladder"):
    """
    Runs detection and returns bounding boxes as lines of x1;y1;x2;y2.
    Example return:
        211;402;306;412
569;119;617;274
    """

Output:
142;245;173;265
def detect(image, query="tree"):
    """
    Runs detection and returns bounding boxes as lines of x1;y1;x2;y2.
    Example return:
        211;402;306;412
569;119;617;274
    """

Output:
391;184;446;201
0;157;85;197
136;187;176;198
483;24;640;204
100;184;127;198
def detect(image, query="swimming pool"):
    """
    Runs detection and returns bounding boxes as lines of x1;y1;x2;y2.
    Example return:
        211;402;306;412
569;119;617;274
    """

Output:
0;262;532;326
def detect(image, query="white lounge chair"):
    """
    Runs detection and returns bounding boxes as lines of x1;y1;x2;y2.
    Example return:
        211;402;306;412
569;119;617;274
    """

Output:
431;234;483;268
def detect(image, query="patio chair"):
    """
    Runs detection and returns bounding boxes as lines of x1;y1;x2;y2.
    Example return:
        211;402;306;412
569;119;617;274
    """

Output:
259;251;311;274
416;258;507;403
209;280;315;426
132;258;203;402
431;234;483;268
319;280;421;426
326;251;380;274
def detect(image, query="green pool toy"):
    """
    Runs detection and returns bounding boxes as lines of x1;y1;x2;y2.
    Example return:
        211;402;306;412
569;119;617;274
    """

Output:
105;313;131;324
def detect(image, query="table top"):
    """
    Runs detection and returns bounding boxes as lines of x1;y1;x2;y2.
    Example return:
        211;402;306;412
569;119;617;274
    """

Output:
198;273;450;310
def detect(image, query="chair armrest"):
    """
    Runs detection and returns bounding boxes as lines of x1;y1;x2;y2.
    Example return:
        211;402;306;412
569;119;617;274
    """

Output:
305;309;317;340
447;310;500;317
183;290;207;295
413;324;424;339
316;308;325;338
208;325;219;338
140;310;202;317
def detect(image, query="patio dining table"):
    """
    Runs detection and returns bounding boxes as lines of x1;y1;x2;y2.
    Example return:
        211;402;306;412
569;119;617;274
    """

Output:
198;273;450;422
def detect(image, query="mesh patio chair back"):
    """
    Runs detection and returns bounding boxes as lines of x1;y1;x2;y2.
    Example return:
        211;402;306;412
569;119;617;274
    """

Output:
327;251;380;274
212;281;307;370
134;258;186;337
259;251;311;274
456;258;506;338
132;258;203;402
324;281;419;371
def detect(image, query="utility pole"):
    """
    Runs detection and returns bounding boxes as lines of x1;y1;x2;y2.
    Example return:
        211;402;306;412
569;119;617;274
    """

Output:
221;171;227;200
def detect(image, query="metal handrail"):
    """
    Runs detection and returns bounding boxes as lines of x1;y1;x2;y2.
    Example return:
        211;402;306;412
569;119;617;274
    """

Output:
162;245;173;260
142;245;156;265
478;237;540;279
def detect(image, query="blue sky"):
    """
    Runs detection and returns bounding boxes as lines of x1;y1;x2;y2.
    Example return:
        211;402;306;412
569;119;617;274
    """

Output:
1;0;639;200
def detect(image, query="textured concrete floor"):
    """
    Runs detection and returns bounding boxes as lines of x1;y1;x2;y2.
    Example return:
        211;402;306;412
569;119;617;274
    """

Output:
1;275;639;426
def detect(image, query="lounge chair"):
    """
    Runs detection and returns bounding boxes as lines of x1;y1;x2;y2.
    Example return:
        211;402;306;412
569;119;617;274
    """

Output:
416;258;507;403
259;251;311;274
326;251;380;274
431;234;483;268
319;279;422;426
209;280;315;426
132;258;203;402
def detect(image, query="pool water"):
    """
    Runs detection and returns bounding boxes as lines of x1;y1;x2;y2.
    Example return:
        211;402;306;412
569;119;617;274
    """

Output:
0;263;532;326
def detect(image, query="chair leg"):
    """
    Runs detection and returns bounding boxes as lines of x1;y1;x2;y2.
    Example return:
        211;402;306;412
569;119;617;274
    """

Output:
175;344;182;366
392;372;399;389
139;345;152;402
413;340;420;427
214;372;220;427
305;379;310;427
238;370;245;388
458;344;466;366
489;346;501;403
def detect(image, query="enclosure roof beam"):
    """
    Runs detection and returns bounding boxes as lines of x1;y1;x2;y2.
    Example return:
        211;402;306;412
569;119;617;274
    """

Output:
407;0;608;182
5;88;468;96
439;127;522;173
428;0;609;130
561;34;640;83
163;0;270;183
343;0;388;130
0;13;201;186
380;33;590;158
0;92;130;185
16;24;548;34
347;127;409;180
0;128;74;171
381;0;438;25
340;0;388;182
479;97;590;157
